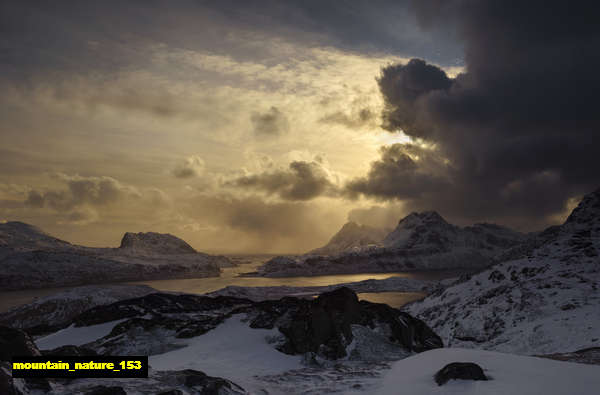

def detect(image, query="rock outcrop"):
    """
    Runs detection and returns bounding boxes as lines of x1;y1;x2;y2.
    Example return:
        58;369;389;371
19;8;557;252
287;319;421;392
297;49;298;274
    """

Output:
434;362;487;386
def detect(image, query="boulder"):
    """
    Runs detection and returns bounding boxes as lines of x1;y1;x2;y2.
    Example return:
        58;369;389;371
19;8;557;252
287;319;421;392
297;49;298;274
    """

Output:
434;362;488;386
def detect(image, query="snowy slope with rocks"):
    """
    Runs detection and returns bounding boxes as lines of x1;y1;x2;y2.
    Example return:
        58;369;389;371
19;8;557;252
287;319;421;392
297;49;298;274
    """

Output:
377;348;600;395
309;221;389;256
0;284;156;335
405;188;600;355
0;288;442;394
0;222;233;291
257;211;525;277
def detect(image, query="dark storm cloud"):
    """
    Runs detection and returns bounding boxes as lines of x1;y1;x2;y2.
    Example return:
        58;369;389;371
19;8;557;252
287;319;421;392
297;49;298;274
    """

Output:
348;0;600;230
251;107;289;136
0;0;462;85
227;161;336;201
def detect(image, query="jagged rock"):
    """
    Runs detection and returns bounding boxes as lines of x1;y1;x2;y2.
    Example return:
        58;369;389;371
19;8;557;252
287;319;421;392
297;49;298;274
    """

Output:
0;362;22;395
68;288;441;361
153;369;246;394
277;287;442;359
434;362;487;385
0;326;41;360
41;345;97;356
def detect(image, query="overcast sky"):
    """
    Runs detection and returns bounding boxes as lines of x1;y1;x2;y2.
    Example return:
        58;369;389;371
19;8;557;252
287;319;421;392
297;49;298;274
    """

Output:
1;1;598;253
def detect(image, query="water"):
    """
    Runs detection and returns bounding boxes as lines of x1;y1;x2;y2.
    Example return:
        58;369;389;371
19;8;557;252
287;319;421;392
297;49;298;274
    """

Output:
0;256;467;312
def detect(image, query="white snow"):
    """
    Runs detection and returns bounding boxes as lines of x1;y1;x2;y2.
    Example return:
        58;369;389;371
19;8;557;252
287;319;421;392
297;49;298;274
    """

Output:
376;348;600;395
149;315;303;391
35;319;126;350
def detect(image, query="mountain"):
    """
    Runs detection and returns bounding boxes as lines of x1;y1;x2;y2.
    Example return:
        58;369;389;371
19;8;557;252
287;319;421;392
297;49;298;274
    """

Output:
257;211;525;277
404;188;600;355
0;222;233;291
119;231;197;255
308;221;389;255
0;221;70;255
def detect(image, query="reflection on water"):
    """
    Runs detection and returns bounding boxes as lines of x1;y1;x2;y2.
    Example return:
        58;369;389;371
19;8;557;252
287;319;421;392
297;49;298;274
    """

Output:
127;259;463;295
358;292;427;308
0;256;467;312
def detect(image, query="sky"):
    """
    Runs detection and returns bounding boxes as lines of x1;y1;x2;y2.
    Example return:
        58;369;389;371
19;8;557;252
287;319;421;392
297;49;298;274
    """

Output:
1;1;598;254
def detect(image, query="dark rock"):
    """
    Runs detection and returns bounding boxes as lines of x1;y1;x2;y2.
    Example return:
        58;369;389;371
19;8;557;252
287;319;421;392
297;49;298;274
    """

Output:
277;287;442;359
0;362;22;395
156;390;184;395
70;288;441;361
83;385;127;395
154;369;246;394
41;345;97;356
73;294;251;327
434;362;488;386
0;326;40;361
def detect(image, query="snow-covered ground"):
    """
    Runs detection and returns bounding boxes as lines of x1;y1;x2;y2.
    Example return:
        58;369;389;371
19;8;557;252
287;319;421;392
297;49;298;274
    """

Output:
36;319;127;349
149;315;304;392
405;188;600;355
376;348;600;395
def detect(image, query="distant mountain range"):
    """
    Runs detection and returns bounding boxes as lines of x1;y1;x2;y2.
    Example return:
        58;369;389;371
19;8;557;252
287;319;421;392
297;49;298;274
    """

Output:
0;222;233;291
308;221;390;255
258;210;526;277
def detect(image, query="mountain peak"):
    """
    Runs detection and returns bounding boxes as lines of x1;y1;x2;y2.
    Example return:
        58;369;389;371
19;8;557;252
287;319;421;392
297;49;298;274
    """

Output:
119;232;197;255
397;211;448;228
0;221;70;247
564;187;600;227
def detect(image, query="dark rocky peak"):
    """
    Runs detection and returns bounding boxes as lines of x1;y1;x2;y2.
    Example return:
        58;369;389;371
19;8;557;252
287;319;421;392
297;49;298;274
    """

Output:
119;232;197;254
564;187;600;228
397;211;449;229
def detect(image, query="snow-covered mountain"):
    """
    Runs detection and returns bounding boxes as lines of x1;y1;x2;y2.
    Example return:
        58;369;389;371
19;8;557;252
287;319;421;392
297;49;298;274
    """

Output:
308;221;389;255
0;222;233;291
0;221;70;256
404;188;600;355
257;212;525;277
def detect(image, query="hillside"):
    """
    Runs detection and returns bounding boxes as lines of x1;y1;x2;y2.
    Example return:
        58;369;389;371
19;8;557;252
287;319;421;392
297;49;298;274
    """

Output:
0;223;233;290
404;188;600;355
308;221;388;255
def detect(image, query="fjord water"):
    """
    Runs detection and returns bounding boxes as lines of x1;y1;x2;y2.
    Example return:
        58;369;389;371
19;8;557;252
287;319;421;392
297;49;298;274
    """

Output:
0;256;467;312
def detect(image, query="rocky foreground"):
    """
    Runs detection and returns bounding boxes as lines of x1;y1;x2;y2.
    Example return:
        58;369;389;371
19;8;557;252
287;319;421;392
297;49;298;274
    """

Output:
1;287;442;394
0;223;233;291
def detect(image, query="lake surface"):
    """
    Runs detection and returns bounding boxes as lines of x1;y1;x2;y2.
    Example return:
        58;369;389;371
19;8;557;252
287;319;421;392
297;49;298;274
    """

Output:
0;256;467;312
